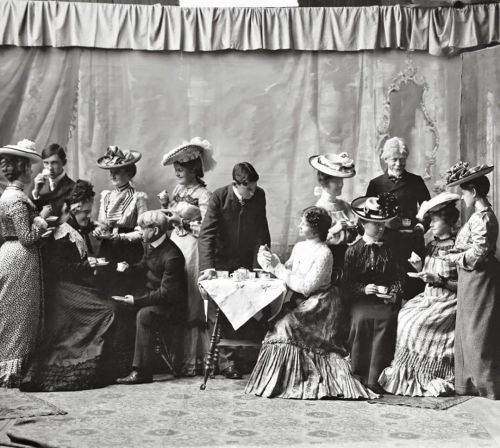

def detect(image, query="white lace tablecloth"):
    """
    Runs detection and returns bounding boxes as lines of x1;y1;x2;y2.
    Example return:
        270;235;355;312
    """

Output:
199;278;286;330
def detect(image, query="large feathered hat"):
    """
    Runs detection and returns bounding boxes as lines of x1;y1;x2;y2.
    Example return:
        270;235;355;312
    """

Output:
162;137;216;172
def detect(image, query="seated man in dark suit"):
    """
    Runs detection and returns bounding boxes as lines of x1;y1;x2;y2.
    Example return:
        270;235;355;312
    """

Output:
31;143;75;216
366;136;431;297
198;162;271;379
114;211;187;385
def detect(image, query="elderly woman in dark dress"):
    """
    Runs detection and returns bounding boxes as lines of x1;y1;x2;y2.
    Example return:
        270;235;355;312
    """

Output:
21;180;114;391
442;162;500;399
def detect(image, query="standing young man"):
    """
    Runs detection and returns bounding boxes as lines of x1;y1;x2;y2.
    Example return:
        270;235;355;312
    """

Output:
31;143;75;216
198;162;271;379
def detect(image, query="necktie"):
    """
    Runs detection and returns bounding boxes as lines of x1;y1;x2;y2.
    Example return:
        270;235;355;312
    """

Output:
388;175;401;183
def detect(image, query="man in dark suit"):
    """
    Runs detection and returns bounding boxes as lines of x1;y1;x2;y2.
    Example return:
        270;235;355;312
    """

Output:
366;137;430;230
31;143;75;216
114;211;187;385
198;162;271;379
366;136;431;298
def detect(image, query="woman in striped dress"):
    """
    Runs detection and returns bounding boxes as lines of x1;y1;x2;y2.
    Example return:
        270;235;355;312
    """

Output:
94;146;148;377
379;192;460;396
94;146;147;271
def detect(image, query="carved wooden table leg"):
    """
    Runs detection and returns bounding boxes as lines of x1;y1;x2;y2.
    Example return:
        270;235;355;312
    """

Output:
200;307;220;390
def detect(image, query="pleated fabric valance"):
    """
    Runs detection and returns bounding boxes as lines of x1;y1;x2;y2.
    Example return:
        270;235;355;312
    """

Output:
0;1;499;55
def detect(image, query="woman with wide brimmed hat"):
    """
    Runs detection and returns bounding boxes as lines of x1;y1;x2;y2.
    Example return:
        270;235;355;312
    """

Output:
94;145;147;265
159;137;215;376
94;145;148;378
308;152;357;282
379;192;461;396
343;193;406;392
0;139;52;387
440;162;500;399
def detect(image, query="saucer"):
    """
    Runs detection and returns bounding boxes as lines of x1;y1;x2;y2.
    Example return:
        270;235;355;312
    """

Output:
376;293;392;299
407;272;420;278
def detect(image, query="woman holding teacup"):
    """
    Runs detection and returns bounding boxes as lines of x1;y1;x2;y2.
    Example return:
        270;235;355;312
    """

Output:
0;139;51;387
379;192;460;396
21;180;114;391
94;146;147;286
344;193;405;393
245;206;377;399
159;137;215;376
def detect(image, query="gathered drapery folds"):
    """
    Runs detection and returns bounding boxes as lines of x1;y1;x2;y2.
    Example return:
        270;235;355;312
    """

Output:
0;1;499;55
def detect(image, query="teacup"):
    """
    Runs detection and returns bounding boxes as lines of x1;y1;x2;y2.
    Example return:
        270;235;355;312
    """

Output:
402;218;412;228
377;286;389;294
259;272;271;280
117;262;128;272
230;272;246;282
216;270;229;279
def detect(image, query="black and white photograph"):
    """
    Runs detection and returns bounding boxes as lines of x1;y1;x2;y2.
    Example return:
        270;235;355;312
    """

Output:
0;0;500;447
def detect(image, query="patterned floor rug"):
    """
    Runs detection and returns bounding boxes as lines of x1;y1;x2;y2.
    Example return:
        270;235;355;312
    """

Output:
368;395;472;410
3;377;496;448
0;390;66;420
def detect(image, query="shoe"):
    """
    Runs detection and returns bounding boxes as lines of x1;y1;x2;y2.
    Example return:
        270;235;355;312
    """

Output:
222;366;243;380
116;370;153;385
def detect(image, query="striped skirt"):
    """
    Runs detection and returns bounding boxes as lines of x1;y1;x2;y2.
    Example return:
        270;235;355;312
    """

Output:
378;284;457;397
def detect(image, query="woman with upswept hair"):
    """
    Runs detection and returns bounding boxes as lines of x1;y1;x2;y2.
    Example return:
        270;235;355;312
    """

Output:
245;206;377;400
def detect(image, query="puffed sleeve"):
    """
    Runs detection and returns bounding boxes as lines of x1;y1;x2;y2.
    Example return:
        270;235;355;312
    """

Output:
98;190;110;223
197;189;212;221
273;246;333;297
451;212;497;270
119;192;148;243
7;200;46;247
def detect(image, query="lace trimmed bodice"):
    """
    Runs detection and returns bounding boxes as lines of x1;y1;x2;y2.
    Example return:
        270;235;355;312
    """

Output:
269;239;333;298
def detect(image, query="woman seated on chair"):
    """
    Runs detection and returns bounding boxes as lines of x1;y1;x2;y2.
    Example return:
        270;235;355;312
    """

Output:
245;206;377;400
379;192;460;397
21;180;115;392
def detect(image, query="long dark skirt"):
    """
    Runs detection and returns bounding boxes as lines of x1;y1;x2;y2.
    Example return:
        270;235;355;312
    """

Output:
455;257;500;399
21;280;114;392
348;297;399;391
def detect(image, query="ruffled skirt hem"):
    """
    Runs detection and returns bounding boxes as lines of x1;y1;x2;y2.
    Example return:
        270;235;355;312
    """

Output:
378;348;455;397
245;340;378;400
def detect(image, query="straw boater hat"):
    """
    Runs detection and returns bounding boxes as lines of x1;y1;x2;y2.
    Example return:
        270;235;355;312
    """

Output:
445;161;494;188
0;139;41;163
309;152;356;178
97;146;142;169
351;193;399;222
162;137;216;172
416;192;461;222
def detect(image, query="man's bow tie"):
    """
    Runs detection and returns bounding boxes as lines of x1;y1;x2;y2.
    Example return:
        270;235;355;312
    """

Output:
388;175;402;183
365;241;384;247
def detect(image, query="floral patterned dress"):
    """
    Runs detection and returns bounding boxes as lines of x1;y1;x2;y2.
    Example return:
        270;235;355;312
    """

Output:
379;236;457;396
0;183;46;387
245;239;377;399
167;183;211;376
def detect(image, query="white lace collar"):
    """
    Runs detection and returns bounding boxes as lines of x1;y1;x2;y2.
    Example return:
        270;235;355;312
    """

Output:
53;222;88;259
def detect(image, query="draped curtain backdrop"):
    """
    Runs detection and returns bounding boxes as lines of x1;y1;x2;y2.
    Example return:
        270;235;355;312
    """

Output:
0;4;498;255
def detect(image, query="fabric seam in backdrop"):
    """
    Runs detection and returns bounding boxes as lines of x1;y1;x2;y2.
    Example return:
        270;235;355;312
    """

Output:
0;1;500;55
0;391;67;420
